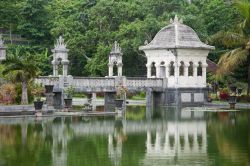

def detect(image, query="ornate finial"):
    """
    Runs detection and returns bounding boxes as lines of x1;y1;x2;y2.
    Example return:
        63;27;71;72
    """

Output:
170;15;183;24
55;36;67;50
111;41;122;54
144;40;148;45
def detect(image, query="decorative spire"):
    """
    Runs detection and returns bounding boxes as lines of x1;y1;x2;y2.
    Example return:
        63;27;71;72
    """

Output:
170;15;183;24
111;41;122;54
54;36;67;50
144;40;148;45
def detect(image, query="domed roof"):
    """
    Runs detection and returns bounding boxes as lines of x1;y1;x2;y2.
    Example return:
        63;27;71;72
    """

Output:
139;16;214;50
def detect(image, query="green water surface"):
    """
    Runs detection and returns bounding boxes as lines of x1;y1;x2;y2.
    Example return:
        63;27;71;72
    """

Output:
0;106;249;166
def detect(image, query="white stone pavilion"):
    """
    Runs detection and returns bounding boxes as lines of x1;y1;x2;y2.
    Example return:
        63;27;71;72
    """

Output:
140;16;214;88
140;16;215;105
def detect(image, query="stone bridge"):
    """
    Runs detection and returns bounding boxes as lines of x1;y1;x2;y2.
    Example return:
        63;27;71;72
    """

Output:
35;76;167;110
36;76;167;93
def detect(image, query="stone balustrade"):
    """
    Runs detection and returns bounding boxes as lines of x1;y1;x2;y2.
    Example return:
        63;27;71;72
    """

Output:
36;76;167;92
35;76;59;85
127;77;167;91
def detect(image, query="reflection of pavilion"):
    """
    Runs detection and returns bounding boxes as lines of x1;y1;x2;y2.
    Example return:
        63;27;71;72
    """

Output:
143;110;208;165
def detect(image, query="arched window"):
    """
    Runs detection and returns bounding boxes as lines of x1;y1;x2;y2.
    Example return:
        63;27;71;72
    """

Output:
151;62;156;76
169;61;175;76
57;58;63;75
197;62;202;76
188;62;193;76
179;61;184;76
112;61;118;76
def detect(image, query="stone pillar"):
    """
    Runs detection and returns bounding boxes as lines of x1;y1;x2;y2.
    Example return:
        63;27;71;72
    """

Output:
146;88;153;107
45;93;54;107
175;62;179;86
184;64;188;77
52;61;58;76
117;63;123;76
62;60;69;76
156;64;161;78
202;63;208;87
146;64;151;78
109;64;113;77
165;65;169;77
104;92;116;112
53;91;63;109
153;92;164;108
202;63;208;85
193;63;198;86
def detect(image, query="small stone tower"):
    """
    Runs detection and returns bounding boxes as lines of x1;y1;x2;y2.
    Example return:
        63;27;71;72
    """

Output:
108;41;123;76
51;36;69;76
0;35;6;62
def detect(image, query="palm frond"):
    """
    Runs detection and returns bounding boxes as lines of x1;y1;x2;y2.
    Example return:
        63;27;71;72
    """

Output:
217;48;249;76
210;31;247;48
234;0;250;22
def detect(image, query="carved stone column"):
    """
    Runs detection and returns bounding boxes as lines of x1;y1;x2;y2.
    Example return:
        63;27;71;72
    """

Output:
202;63;208;85
146;64;151;78
62;60;69;76
184;63;188;77
109;64;113;76
117;63;123;76
175;62;179;86
193;63;198;77
156;64;161;78
52;61;58;76
165;64;169;77
193;63;198;86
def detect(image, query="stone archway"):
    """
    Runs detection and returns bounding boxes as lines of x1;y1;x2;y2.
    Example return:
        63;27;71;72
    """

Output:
151;62;156;77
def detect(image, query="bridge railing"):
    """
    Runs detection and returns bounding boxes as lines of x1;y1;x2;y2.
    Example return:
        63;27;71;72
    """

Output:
72;77;115;88
35;76;167;92
35;76;59;85
126;77;167;89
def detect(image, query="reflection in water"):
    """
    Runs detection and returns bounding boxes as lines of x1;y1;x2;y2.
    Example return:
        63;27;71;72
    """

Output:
108;117;127;166
0;107;249;166
143;109;207;165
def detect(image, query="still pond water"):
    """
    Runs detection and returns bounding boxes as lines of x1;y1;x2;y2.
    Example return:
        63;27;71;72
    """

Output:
0;106;249;166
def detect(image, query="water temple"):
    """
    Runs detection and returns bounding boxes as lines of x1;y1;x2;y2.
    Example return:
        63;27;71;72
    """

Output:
2;16;215;110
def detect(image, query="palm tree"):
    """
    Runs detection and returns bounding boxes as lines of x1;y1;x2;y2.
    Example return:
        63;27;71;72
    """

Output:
211;0;250;95
2;47;40;104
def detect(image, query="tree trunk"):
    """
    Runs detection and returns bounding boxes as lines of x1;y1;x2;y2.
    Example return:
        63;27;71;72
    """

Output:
21;81;28;104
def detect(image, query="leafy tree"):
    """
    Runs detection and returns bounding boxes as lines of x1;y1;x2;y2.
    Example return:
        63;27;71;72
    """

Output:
17;0;52;46
2;46;41;104
211;0;250;94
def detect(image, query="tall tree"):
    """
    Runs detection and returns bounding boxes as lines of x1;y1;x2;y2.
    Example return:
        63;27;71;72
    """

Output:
2;46;40;104
211;0;250;94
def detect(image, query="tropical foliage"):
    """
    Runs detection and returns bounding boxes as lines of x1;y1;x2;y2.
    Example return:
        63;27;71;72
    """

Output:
211;0;250;94
0;0;238;76
2;46;41;104
0;0;250;95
